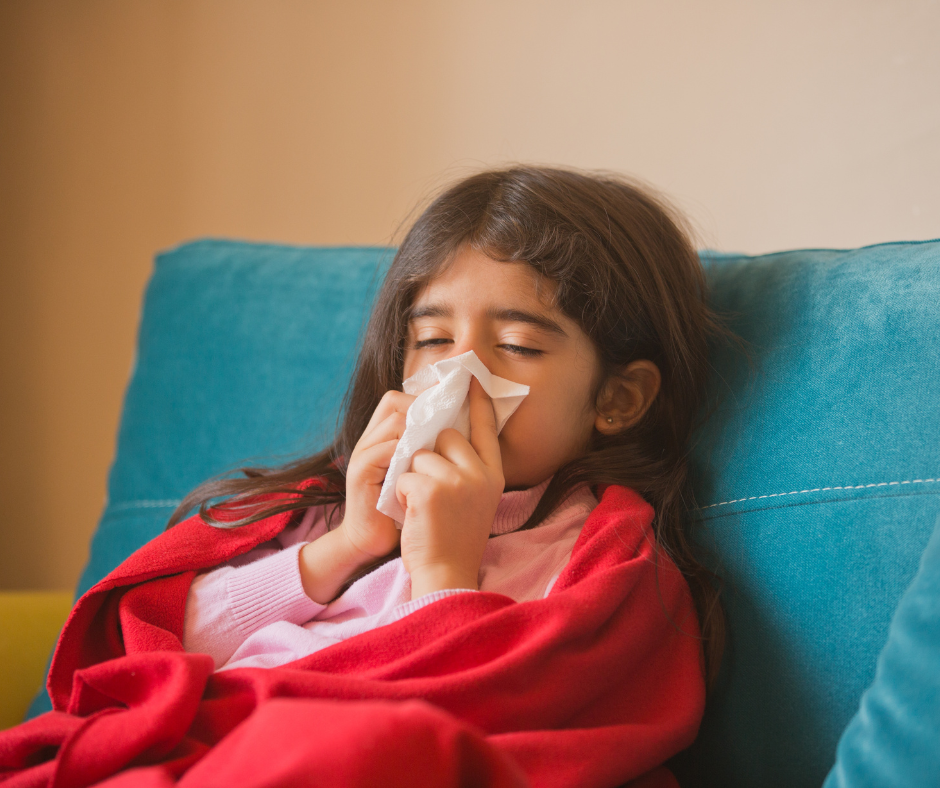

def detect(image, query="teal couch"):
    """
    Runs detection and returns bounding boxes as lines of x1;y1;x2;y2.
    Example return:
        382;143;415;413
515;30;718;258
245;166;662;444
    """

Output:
28;239;940;786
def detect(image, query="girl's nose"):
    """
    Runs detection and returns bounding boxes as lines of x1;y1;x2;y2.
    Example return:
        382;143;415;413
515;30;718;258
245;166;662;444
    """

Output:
449;340;495;369
448;342;473;362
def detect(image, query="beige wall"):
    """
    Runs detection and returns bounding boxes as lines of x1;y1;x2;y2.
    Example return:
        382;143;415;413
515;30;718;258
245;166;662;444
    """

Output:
1;0;938;590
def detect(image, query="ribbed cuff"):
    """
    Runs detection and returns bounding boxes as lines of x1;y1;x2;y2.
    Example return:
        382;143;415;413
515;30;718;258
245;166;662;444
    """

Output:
227;541;325;636
392;588;476;621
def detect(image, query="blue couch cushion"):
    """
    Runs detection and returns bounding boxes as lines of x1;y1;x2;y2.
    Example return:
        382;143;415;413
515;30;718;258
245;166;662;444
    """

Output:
30;239;940;788
687;240;940;786
824;512;940;788
28;241;392;717
82;241;394;596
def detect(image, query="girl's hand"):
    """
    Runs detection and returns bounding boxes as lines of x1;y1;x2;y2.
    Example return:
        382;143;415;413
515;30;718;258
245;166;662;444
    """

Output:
397;378;505;599
341;390;416;558
299;390;413;604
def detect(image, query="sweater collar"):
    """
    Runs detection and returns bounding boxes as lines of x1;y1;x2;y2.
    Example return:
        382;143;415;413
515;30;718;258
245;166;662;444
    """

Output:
491;478;552;535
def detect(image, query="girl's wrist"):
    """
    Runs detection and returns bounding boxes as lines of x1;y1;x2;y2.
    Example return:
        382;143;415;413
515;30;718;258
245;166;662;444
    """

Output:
337;518;390;563
299;524;380;604
409;563;479;600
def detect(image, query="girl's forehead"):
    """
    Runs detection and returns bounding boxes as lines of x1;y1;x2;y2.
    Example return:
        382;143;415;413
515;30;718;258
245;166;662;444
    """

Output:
412;248;558;309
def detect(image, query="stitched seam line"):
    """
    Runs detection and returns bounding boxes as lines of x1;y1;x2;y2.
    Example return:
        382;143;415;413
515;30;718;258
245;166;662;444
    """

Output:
108;499;182;512
696;478;940;511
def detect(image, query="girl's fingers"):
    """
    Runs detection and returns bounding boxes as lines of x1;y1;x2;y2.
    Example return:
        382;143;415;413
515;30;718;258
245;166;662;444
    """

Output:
395;470;422;511
467;377;502;472
410;447;455;478
358;409;407;452
431;429;481;470
353;438;399;484
360;391;416;441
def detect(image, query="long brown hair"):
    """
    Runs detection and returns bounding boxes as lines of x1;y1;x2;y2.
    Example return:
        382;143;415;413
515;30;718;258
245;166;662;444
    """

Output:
169;165;728;683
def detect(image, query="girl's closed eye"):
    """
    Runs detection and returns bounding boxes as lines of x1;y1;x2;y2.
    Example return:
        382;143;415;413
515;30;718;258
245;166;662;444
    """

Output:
500;344;543;358
412;338;544;358
413;338;452;350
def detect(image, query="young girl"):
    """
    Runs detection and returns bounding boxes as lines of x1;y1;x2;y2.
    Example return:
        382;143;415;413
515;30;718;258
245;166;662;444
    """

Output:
170;165;724;683
11;166;726;788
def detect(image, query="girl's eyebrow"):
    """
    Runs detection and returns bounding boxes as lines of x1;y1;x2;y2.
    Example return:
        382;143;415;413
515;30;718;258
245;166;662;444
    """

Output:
487;307;568;337
408;303;567;337
408;304;451;321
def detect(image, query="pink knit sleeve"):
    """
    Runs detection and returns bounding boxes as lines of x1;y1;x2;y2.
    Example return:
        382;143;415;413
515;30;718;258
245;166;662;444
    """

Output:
183;507;329;668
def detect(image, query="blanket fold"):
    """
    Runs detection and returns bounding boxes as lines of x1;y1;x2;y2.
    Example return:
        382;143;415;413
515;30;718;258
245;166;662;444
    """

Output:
0;485;705;788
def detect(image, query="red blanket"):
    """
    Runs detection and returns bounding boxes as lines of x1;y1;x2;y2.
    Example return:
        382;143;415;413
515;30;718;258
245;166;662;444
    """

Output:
0;485;704;788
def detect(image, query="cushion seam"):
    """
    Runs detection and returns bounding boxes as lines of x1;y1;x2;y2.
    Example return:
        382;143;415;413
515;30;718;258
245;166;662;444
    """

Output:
694;486;940;522
698;477;939;512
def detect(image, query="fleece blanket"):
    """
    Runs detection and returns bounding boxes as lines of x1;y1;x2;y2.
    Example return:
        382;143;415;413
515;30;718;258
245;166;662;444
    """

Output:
0;485;705;788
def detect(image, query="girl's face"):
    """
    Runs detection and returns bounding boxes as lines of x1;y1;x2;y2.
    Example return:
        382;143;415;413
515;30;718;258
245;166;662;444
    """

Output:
403;246;604;490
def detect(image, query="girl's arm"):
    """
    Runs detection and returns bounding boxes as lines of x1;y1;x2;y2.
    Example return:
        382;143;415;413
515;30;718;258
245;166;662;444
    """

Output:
185;391;417;662
184;541;325;667
183;509;389;665
297;525;388;603
182;530;383;668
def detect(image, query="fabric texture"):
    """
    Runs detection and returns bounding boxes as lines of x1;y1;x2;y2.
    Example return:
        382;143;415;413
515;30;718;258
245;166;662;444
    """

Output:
681;239;940;787
183;481;595;670
823;512;940;788
1;484;704;788
78;243;395;600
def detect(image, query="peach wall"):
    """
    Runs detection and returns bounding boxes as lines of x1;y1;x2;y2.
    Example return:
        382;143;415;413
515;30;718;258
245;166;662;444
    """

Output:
1;0;938;589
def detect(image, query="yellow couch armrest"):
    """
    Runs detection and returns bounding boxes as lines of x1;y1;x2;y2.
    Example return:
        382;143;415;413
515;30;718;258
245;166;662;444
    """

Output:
0;591;73;729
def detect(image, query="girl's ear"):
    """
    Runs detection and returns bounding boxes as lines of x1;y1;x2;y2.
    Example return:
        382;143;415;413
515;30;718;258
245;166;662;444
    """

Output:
595;360;661;435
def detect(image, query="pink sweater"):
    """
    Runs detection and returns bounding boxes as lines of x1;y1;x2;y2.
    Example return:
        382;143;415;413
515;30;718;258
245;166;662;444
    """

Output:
183;480;597;671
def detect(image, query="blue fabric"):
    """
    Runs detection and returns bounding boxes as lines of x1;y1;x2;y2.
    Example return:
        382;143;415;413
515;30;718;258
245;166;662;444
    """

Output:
28;240;392;718
81;241;392;597
686;240;940;786
824;513;940;788
26;238;940;788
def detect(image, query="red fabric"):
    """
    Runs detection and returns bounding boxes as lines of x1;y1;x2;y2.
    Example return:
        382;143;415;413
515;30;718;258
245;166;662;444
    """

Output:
0;485;705;788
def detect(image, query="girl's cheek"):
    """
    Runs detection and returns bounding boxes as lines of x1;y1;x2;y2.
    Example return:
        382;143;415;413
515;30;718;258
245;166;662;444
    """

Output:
402;350;431;379
501;403;537;446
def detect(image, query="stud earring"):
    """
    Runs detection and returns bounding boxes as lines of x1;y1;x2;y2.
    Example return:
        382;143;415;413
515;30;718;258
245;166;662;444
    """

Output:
606;417;613;424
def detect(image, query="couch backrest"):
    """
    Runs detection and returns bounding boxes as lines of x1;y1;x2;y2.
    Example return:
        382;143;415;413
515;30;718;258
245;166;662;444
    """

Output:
76;241;393;596
35;239;940;787
686;241;940;786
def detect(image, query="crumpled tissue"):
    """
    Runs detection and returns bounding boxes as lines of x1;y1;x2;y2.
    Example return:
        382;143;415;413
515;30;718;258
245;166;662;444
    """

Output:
376;350;529;525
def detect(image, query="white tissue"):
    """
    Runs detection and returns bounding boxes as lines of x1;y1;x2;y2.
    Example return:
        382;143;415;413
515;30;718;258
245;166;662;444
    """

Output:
376;350;529;525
